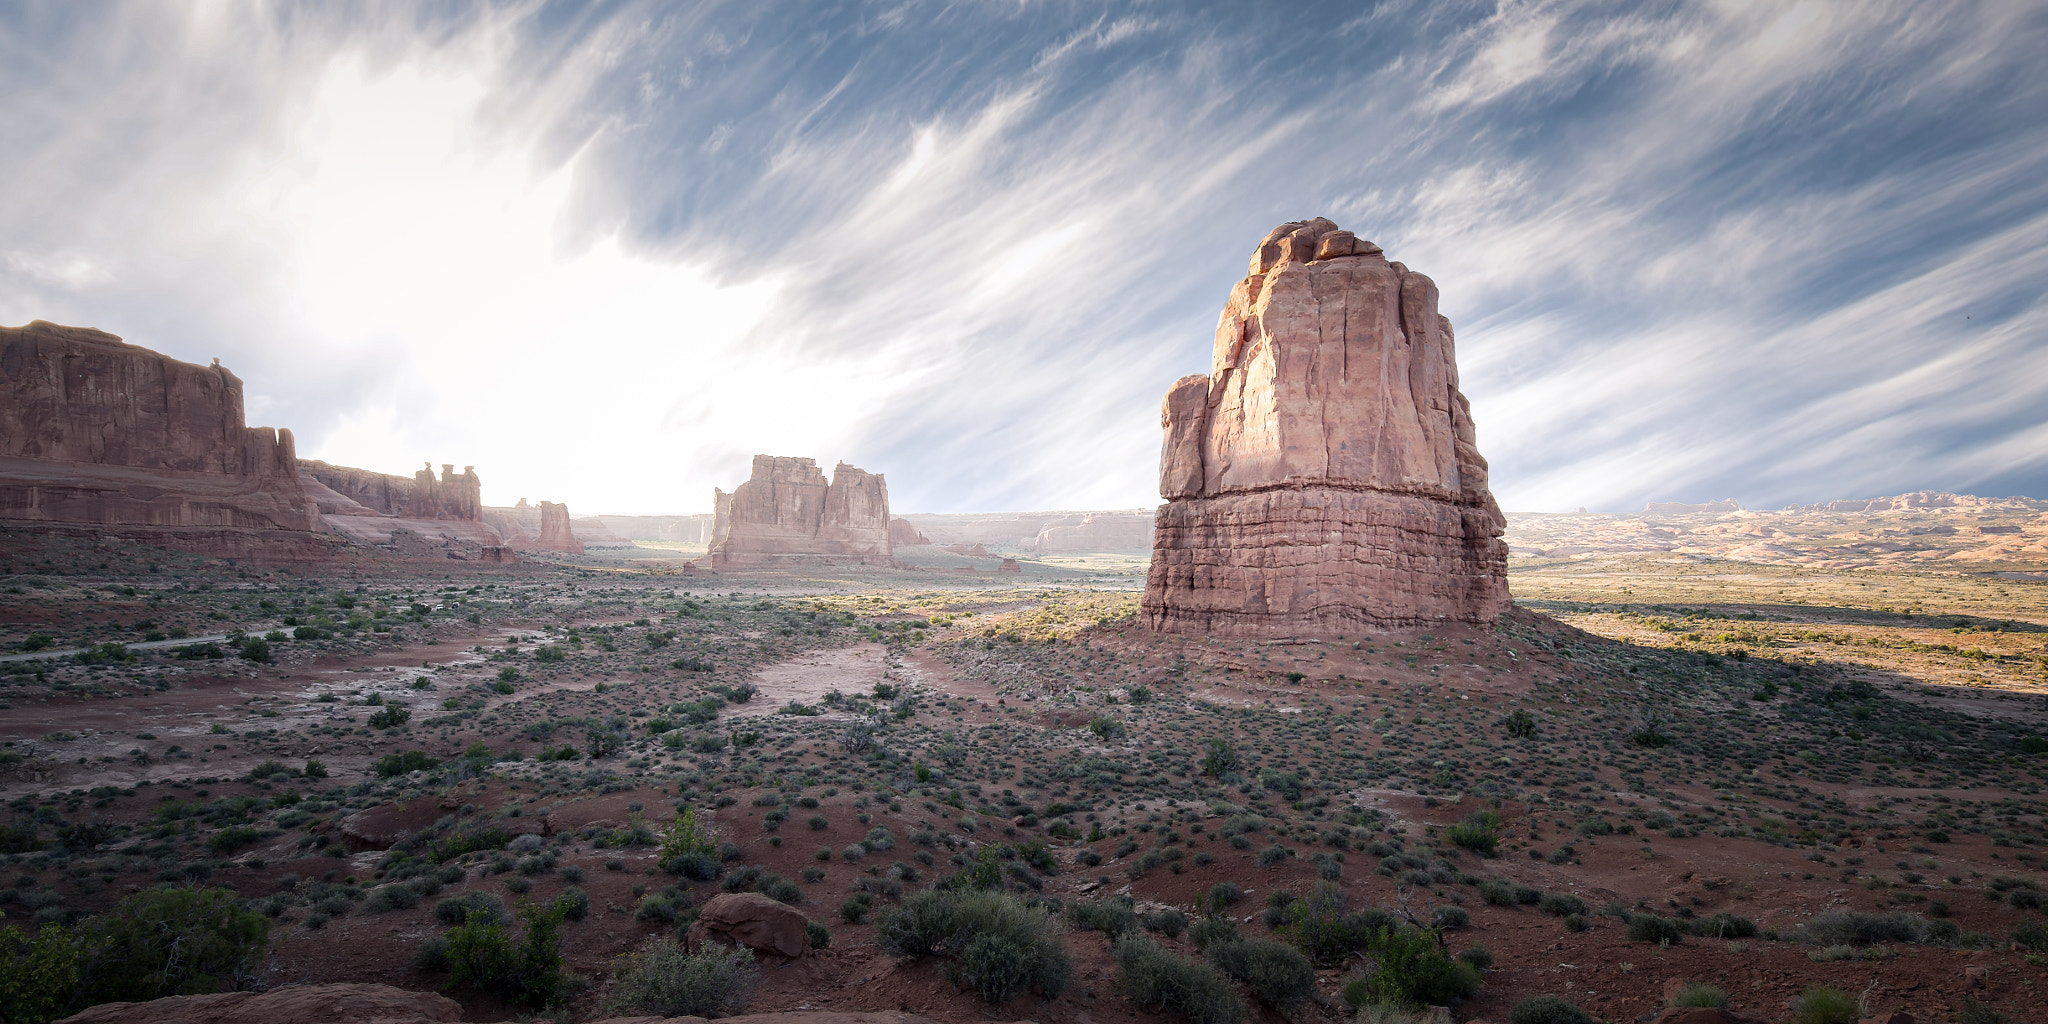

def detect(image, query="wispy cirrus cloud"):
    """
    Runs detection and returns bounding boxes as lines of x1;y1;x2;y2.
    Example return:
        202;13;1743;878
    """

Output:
1;1;2043;514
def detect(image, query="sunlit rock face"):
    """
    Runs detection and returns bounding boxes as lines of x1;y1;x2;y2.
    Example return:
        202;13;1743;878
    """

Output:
706;456;893;567
1142;219;1509;637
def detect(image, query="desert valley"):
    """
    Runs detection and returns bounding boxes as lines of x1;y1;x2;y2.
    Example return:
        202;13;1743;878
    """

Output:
0;212;2043;1024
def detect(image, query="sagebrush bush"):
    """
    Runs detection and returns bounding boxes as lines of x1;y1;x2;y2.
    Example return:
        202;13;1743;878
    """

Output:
1799;910;1926;946
1188;915;1240;951
1510;994;1595;1024
442;901;568;1008
434;891;505;926
875;889;1070;1003
1352;927;1479;1007
604;937;759;1017
1671;984;1729;1009
1796;986;1859;1024
1114;933;1245;1024
1069;898;1138;935
1626;914;1683;944
1206;938;1318;1010
1688;914;1756;940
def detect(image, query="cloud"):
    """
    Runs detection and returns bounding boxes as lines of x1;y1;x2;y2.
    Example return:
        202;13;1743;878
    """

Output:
1;0;2043;516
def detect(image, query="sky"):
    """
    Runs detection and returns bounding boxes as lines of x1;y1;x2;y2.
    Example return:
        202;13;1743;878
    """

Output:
3;1;2044;516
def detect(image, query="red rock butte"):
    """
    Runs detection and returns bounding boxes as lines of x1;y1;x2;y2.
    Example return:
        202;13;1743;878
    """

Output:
704;455;893;568
1141;219;1509;637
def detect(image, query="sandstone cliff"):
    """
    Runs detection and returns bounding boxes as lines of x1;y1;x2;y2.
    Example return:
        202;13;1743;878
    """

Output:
0;320;328;557
1142;220;1509;636
705;456;894;567
889;517;931;547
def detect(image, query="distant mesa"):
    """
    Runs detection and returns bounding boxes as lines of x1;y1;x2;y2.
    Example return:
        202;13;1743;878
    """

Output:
1642;498;1742;514
703;455;893;568
1141;219;1509;636
0;319;512;561
894;509;1154;554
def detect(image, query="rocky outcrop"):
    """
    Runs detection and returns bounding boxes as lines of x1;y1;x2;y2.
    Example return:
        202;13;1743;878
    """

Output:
685;892;812;957
0;321;329;557
483;499;628;551
56;982;462;1024
704;456;893;567
889;517;930;548
1142;220;1509;637
300;461;482;521
536;500;584;553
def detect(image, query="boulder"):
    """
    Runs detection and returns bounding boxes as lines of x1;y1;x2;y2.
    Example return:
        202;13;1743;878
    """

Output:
57;982;462;1024
1141;220;1509;637
684;892;811;957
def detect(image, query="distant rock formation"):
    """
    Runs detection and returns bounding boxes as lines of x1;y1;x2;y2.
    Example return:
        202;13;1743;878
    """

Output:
0;320;328;557
1032;510;1153;553
1142;220;1509;637
0;320;511;562
704;456;893;567
1642;498;1742;515
889;517;930;547
536;500;584;553
483;499;628;551
595;512;716;544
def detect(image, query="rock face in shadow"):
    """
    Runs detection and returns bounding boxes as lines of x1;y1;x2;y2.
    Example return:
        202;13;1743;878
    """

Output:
0;320;328;557
536;500;584;553
705;456;893;568
1141;220;1508;637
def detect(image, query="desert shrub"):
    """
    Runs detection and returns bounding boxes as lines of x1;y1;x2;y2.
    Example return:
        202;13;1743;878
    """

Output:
1625;914;1683;944
806;920;831;949
1511;994;1595;1024
434;891;506;926
1114;933;1245;1024
1536;892;1587;918
1432;906;1470;930
604;937;759;1017
1795;986;1859;1024
1286;883;1395;966
1444;812;1500;856
839;893;873;924
1459;944;1493;970
367;704;411;729
875;889;1070;1003
1208;881;1244;911
0;923;94;1024
443;901;568;1008
1188;915;1240;951
1070;898;1138;936
1143;908;1189;938
78;886;270;1004
1688;913;1757;940
554;887;590;921
374;750;439;777
1207;938;1318;1010
2011;918;2048;952
1956;999;2012;1024
1501;709;1537;738
1351;927;1479;1008
1800;910;1926;946
1672;984;1729;1008
362;883;421;913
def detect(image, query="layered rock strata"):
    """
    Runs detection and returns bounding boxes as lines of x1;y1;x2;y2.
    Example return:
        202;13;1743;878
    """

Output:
704;456;893;567
300;460;506;557
0;321;328;557
1141;219;1508;636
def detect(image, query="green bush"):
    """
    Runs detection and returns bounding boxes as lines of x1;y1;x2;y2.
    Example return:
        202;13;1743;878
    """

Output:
374;750;440;777
1207;881;1244;911
806;920;831;949
44;886;271;1010
367;704;411;729
875;889;1070;1003
1444;812;1500;856
440;900;566;1009
0;924;95;1024
1795;986;1859;1024
1351;927;1479;1008
2012;918;2048;952
1672;984;1729;1009
1188;915;1240;951
1206;938;1317;1010
1070;898;1138;936
1537;892;1587;918
603;937;758;1017
434;892;507;926
1626;914;1683;944
237;638;271;663
1114;933;1245;1024
1510;994;1595;1024
1800;910;1926;946
1285;883;1394;967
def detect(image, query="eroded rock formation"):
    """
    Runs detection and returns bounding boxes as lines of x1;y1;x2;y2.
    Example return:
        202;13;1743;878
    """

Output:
536;500;584;553
300;460;506;558
889;517;931;548
705;456;893;567
0;321;328;557
1142;220;1508;636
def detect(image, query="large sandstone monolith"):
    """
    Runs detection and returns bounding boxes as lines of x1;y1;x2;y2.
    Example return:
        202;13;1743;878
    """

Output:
1141;219;1508;637
705;456;893;567
535;500;584;553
